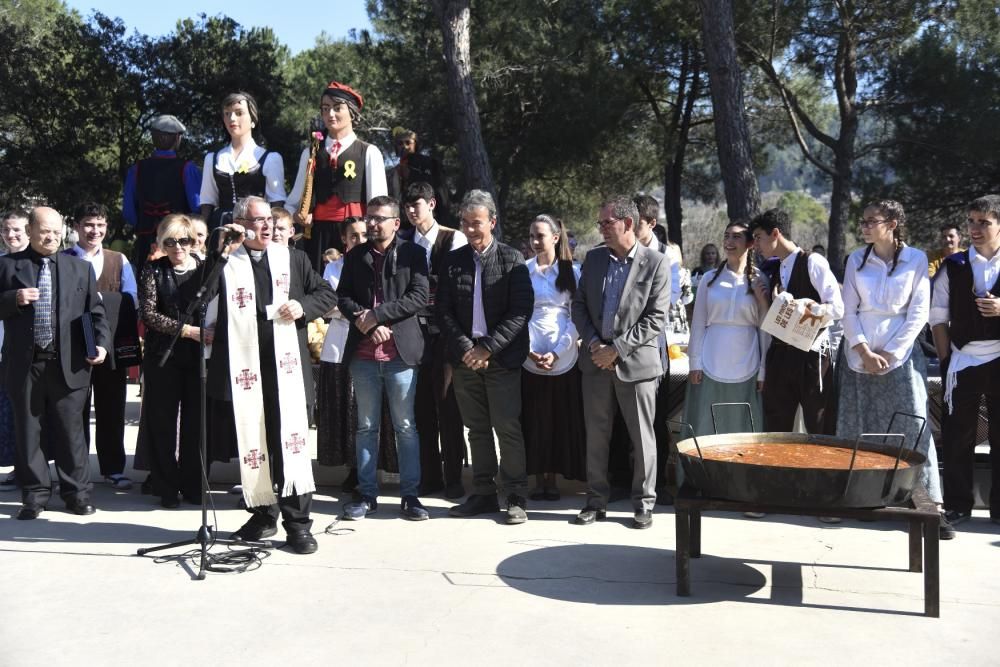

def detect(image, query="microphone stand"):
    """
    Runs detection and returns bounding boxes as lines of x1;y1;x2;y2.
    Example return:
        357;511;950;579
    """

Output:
137;238;272;579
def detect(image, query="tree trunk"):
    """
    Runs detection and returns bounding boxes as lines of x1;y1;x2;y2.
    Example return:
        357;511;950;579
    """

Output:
664;48;701;247
697;0;761;222
432;0;500;235
828;124;857;277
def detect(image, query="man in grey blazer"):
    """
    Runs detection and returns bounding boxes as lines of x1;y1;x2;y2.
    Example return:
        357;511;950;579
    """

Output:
571;195;671;529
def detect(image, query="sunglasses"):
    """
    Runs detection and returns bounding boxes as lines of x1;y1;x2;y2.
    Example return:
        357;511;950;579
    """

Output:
162;237;193;248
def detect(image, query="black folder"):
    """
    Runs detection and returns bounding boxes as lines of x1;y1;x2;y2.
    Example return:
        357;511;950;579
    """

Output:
81;311;98;359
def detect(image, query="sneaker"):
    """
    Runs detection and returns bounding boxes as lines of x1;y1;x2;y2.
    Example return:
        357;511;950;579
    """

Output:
939;513;956;540
943;509;972;526
231;518;278;542
505;494;528;525
104;474;133;490
0;471;17;492
400;495;430;521
343;495;378;520
818;516;842;525
449;493;500;517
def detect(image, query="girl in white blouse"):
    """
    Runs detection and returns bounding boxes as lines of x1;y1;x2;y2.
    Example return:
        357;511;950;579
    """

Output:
684;220;769;438
837;200;943;509
521;215;586;500
199;92;286;229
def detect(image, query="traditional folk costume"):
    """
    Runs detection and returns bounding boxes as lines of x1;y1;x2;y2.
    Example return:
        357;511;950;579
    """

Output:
837;245;942;503
199;141;286;230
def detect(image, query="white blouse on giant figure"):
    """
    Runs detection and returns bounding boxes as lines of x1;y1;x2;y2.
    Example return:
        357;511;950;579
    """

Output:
319;258;349;363
688;266;767;383
842;244;929;375
523;257;581;376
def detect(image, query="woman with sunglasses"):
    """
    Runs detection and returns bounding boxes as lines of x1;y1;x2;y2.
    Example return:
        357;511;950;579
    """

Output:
837;200;945;531
137;215;210;508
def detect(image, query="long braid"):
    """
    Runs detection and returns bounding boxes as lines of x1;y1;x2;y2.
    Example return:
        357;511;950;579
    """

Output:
705;264;726;288
889;234;903;275
859;243;875;271
744;253;754;294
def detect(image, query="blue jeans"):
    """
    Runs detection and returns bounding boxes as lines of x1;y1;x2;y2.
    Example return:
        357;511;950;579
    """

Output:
350;357;420;498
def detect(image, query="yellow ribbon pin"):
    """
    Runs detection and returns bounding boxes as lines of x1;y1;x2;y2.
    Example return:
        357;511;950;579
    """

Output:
343;160;357;179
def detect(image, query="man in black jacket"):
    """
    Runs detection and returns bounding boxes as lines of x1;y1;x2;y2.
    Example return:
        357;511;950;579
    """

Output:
337;195;430;521
437;190;534;524
0;207;110;519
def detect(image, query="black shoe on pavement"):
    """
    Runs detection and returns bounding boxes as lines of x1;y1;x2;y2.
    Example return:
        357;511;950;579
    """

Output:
16;504;44;520
632;509;653;529
506;494;528;524
344;495;378;520
160;493;181;509
401;495;430;521
285;530;318;554
66;499;96;516
943;509;971;526
448;493;500;517
231;518;278;541
939;513;956;540
575;507;607;525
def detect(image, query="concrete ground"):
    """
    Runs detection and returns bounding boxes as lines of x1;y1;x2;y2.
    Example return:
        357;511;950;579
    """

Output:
1;386;997;666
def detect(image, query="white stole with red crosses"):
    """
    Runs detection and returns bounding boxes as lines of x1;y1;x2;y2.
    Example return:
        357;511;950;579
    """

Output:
225;244;315;508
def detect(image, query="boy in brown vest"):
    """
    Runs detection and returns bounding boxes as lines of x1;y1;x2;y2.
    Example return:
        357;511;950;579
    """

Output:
750;208;844;434
67;202;140;490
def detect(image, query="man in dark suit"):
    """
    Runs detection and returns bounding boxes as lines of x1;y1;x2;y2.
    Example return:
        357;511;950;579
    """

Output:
208;196;336;554
437;189;534;524
571;195;670;529
0;206;110;519
337;195;430;521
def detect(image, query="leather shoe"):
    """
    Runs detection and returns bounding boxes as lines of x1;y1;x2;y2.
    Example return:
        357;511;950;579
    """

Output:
16;504;44;520
632;509;653;529
285;530;318;554
575;507;607;525
160;494;181;509
231;518;278;541
401;495;430;521
66;499;96;516
448;493;500;517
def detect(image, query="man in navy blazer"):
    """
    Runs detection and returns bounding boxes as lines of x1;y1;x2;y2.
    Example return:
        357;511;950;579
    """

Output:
337;195;430;521
0;207;109;519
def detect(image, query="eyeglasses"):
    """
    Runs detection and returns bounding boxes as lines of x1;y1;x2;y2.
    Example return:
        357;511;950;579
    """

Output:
365;214;398;224
859;218;888;229
236;216;273;225
596;218;621;228
162;237;193;248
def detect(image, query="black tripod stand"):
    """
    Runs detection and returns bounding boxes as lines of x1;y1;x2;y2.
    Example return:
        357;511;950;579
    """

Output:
136;243;273;578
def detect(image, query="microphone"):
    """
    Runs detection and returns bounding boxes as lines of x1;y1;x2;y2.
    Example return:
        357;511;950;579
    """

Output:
222;227;256;243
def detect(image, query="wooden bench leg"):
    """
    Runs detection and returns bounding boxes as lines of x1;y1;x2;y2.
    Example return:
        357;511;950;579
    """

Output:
691;510;702;558
908;519;923;573
676;509;691;596
924;514;940;617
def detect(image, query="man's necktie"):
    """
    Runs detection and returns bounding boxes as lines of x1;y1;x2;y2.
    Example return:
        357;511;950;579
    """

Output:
329;141;341;169
34;257;53;348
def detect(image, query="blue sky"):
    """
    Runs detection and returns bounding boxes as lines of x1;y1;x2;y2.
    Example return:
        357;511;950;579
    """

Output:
63;0;374;53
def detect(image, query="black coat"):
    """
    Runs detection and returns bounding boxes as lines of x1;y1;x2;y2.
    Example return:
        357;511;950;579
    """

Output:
436;241;533;370
205;246;336;402
337;239;429;366
0;250;110;390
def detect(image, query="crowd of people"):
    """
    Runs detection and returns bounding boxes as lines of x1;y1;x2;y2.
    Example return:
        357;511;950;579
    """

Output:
1;80;997;554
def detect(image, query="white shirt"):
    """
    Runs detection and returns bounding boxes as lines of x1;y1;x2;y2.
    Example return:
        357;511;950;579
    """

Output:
929;246;1000;384
413;222;467;268
523;257;580;376
842;245;929;374
285;133;387;213
778;248;845;321
319;258;349;363
688;266;767;382
199;140;287;207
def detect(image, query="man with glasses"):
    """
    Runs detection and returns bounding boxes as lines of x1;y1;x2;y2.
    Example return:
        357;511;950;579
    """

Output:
437;190;534;524
65;202;140;492
931;195;1000;531
750;208;844;434
208;196;336;553
572;195;671;529
337;196;430;521
286;81;387;271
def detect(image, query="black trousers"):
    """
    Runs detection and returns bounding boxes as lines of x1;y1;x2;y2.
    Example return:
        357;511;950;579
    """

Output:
143;357;202;498
416;331;466;488
302;220;343;273
12;357;91;506
762;342;834;434
943;357;1000;515
83;363;128;477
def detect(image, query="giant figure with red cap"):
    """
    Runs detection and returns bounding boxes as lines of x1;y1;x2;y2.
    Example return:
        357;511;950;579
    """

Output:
286;81;388;271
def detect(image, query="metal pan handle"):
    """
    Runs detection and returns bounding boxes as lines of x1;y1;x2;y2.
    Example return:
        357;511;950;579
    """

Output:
710;402;756;435
842;432;905;501
667;419;711;488
882;411;927;499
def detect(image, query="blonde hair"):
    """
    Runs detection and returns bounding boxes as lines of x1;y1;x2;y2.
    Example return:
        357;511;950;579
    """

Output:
156;214;196;247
